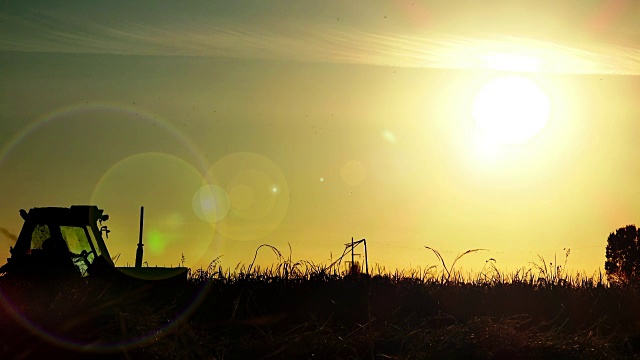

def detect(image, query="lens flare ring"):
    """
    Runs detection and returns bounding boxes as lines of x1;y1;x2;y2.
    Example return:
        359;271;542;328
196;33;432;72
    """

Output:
204;152;290;242
0;102;216;352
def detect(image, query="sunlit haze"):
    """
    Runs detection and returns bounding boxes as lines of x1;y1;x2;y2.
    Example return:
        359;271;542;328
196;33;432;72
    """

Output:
2;1;640;275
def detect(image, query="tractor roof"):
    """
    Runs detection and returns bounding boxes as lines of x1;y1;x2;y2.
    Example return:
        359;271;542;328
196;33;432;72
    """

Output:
24;205;107;226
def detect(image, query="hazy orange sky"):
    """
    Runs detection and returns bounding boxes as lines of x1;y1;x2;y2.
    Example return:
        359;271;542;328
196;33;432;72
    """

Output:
1;1;640;274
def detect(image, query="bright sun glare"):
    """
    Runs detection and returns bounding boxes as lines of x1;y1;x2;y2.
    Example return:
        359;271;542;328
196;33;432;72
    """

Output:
472;75;551;149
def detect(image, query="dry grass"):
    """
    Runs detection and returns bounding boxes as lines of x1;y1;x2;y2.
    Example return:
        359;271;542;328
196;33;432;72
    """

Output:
0;245;638;359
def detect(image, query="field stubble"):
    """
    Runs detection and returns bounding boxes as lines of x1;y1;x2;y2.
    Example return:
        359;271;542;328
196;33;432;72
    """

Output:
0;247;639;359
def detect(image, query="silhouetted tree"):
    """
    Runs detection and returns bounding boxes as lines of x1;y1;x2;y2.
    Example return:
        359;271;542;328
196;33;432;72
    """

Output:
605;225;640;284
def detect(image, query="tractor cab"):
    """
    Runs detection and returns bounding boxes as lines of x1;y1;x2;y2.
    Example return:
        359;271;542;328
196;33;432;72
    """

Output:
2;206;114;277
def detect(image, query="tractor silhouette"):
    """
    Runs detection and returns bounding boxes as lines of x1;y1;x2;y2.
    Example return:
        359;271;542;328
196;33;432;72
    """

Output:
0;205;187;282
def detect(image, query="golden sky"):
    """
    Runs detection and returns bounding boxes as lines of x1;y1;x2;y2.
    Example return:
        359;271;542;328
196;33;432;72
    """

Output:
1;1;640;274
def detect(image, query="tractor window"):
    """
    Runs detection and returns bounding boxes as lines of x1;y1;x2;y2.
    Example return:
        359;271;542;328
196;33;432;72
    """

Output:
60;226;94;276
30;224;51;250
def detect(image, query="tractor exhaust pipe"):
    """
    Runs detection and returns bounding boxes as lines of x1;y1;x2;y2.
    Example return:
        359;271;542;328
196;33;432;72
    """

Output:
135;206;144;268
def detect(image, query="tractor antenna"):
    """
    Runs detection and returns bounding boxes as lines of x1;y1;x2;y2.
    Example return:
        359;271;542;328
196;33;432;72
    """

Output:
135;206;144;268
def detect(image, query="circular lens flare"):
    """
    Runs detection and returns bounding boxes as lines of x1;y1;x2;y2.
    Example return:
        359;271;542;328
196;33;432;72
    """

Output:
91;152;215;268
0;103;216;353
204;152;289;242
229;184;255;211
192;184;230;223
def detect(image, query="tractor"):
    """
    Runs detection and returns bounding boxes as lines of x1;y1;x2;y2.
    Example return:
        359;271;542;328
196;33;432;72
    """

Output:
0;205;188;282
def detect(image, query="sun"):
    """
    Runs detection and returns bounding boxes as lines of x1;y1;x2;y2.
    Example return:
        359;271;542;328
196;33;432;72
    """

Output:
472;75;551;146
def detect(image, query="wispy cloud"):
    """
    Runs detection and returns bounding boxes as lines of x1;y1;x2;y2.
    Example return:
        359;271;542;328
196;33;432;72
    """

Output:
2;12;640;75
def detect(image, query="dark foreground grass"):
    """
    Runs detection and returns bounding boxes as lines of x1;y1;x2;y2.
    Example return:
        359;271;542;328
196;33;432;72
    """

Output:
1;257;640;359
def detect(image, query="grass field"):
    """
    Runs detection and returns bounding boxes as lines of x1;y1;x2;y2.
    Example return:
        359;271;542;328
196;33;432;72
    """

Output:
1;248;639;359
